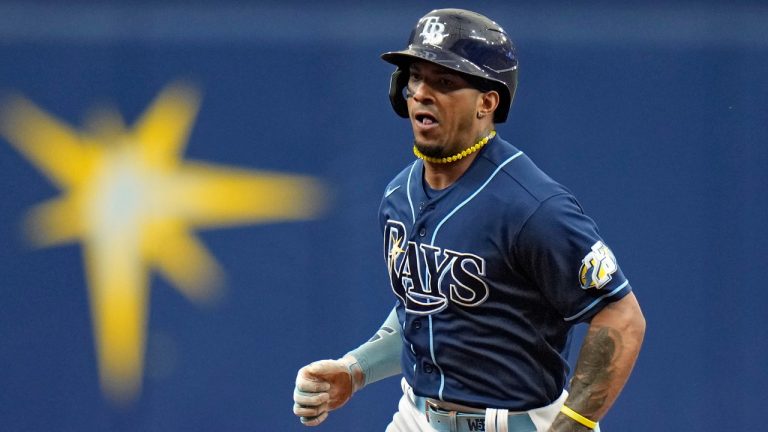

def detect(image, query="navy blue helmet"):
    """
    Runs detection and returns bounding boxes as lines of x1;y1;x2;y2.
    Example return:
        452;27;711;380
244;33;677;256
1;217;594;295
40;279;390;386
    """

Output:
381;9;519;123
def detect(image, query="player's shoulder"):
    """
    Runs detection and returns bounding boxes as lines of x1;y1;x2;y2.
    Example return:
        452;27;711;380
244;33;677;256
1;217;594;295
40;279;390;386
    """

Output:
481;135;571;204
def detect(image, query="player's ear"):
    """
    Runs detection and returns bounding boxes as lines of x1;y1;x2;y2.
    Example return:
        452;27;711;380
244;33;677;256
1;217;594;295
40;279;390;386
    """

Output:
477;90;500;119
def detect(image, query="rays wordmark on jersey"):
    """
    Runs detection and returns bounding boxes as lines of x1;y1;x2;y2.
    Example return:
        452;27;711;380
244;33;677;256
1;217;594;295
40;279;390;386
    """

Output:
385;220;489;315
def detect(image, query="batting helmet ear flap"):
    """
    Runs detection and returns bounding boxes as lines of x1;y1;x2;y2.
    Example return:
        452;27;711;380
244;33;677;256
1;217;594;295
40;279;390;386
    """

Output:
388;68;410;119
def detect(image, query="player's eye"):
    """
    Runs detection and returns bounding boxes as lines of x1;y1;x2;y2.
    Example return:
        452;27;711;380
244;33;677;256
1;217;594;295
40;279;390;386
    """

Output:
406;74;422;97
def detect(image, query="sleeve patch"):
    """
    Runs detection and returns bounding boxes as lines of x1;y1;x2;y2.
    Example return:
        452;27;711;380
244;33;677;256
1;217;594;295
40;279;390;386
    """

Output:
579;241;618;290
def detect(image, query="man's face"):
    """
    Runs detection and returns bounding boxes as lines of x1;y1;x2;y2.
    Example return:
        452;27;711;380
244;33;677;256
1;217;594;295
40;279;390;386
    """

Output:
406;61;483;158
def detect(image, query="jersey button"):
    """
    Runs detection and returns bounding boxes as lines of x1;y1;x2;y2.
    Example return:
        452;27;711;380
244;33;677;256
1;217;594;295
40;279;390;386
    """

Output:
413;319;421;329
419;228;426;237
423;363;434;373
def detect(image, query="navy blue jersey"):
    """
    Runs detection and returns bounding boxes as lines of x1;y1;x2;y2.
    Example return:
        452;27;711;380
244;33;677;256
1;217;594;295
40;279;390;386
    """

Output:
379;134;631;410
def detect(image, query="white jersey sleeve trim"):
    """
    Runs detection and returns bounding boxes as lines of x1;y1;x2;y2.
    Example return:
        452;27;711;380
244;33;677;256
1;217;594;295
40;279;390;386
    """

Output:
563;280;629;322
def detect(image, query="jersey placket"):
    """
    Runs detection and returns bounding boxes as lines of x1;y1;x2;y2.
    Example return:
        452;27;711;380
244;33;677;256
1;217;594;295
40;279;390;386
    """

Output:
406;166;450;400
411;202;445;400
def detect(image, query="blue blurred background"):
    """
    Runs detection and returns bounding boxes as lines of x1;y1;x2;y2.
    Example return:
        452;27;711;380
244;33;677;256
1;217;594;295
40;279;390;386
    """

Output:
1;1;766;431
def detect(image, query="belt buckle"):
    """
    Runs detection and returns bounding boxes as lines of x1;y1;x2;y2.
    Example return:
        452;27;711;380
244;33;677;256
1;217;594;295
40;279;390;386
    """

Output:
424;399;439;422
425;399;441;412
425;400;460;432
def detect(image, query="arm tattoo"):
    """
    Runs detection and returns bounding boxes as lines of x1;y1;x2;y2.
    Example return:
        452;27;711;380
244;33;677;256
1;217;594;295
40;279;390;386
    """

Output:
570;326;623;415
549;326;624;431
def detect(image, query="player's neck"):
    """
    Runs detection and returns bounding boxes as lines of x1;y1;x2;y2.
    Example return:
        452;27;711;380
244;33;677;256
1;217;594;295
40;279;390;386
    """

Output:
422;128;493;190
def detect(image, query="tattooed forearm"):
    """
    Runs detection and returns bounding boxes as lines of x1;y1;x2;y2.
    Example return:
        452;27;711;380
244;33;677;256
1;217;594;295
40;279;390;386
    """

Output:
548;293;645;432
549;326;624;431
568;326;623;416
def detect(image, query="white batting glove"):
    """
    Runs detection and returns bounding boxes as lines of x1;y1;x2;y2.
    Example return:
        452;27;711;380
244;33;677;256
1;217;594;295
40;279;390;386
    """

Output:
293;358;360;426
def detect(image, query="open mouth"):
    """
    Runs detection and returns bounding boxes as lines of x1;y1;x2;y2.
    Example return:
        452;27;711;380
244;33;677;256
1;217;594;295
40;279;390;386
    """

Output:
415;112;439;126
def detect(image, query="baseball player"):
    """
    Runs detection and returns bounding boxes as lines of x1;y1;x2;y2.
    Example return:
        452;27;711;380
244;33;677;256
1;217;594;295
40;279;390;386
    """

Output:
293;9;645;432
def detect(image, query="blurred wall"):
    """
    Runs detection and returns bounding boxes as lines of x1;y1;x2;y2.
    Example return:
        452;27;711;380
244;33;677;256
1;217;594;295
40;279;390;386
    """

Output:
1;1;766;431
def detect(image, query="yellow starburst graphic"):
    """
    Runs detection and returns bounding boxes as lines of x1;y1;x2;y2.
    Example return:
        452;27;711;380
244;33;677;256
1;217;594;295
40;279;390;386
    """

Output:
0;82;325;404
388;234;405;266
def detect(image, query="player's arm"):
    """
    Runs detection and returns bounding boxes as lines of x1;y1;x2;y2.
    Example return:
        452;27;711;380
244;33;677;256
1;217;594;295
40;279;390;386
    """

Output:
549;292;646;431
293;306;403;426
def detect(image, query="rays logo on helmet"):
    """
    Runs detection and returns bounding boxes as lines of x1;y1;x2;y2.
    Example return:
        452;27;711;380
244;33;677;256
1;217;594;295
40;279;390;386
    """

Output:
579;241;618;290
419;16;447;45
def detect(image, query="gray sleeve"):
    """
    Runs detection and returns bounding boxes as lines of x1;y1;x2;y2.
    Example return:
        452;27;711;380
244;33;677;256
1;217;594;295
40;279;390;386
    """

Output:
346;306;403;387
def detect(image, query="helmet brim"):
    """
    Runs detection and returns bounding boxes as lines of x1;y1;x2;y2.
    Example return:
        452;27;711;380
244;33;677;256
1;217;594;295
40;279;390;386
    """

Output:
381;47;489;80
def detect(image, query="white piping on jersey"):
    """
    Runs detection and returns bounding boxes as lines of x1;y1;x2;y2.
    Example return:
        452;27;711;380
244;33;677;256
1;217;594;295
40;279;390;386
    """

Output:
425;150;525;401
564;280;629;322
429;151;524;245
427;315;446;400
406;161;418;224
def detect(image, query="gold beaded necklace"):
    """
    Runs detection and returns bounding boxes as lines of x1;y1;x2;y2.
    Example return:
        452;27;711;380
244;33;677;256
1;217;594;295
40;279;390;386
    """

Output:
413;131;496;164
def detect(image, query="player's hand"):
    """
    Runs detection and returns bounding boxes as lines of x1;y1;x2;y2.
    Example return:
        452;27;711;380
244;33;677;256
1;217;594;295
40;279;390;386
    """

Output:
293;359;356;426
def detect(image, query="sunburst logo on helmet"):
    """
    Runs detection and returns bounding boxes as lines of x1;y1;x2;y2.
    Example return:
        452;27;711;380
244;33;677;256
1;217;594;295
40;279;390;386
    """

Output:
579;241;618;290
419;17;447;45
